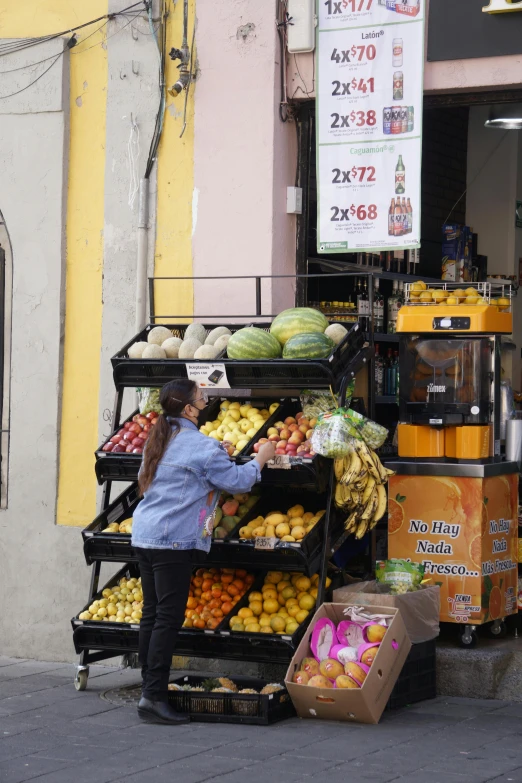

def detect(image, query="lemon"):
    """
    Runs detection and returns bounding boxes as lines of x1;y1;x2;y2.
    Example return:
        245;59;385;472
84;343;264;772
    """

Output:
432;290;447;302
286;597;299;608
263;598;279;614
244;622;261;633
285;620;299;635
238;607;254;620
497;297;510;310
295;576;312;592
446;296;458;305
295;609;310;624
465;295;479;304
419;292;432;302
287;604;300;618
249;591;263;603
270;616;286;632
228;402;241;410
282;586;297;601
220;401;231;410
276;580;291;593
299;594;315;611
260;626;273;634
266;571;283;584
259;616;272;628
249;600;263;616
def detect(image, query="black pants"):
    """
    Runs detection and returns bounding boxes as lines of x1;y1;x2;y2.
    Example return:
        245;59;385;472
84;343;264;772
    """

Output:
135;547;202;702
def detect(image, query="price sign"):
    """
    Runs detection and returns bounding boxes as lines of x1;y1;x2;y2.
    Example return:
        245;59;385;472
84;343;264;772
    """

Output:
267;455;292;470
186;363;230;388
316;0;424;252
254;537;279;551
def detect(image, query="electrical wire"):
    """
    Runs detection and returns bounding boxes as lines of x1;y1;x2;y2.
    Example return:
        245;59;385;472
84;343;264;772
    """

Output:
144;0;168;178
0;50;64;100
0;2;144;58
276;0;290;122
442;130;509;227
70;14;137;56
291;52;315;99
180;19;196;139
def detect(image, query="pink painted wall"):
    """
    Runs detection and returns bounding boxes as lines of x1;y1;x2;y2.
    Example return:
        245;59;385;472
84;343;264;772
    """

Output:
192;0;297;321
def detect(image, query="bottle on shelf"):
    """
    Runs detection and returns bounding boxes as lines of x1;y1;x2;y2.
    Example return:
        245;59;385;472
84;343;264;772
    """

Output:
358;277;370;331
387;280;400;334
373;277;384;333
384;347;395;396
375;343;384;396
394;349;400;403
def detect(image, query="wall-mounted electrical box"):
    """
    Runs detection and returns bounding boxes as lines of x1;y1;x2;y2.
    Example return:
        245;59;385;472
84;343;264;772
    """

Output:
287;186;303;215
287;0;316;53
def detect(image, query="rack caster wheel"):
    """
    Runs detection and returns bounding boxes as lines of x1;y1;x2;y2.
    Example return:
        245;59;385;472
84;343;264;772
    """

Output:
121;653;139;670
488;619;507;639
459;625;478;648
74;667;89;691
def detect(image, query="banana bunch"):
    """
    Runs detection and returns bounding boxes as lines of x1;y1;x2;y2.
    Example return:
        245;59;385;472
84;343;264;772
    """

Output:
334;439;394;540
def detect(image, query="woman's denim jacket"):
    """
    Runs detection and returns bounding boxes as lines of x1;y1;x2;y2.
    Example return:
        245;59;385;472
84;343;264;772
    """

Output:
131;418;261;553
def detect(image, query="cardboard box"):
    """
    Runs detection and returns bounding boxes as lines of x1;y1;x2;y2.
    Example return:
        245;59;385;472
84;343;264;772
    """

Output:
333;582;440;644
285;603;411;724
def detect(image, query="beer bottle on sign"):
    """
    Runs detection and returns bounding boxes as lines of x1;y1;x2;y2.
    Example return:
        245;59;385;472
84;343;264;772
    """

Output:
395;155;405;194
388;198;395;236
394;199;403;236
406;198;412;233
401;198;407;234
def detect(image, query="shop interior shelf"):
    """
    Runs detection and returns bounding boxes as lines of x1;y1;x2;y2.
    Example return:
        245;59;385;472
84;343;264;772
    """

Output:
375;396;398;405
111;322;367;391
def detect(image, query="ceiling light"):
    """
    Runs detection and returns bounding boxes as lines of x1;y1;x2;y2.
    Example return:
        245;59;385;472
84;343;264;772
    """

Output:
485;106;522;130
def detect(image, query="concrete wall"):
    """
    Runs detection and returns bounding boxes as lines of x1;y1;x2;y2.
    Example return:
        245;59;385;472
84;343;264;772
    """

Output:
192;0;297;320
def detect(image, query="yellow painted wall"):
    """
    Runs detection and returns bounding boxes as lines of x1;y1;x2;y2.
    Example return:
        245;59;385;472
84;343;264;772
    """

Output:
1;1;195;526
154;2;195;324
0;2;108;527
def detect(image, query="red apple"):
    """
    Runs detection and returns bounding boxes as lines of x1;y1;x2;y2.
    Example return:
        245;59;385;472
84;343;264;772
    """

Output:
110;434;123;444
132;437;143;448
146;412;157;420
279;428;291;440
138;431;148;440
268;434;280;442
309;450;316;456
253;443;262;453
112;444;125;453
299;418;310;429
129;423;142;434
258;438;268;444
142;423;151;432
122;431;135;442
137;416;149;427
284;417;296;426
125;445;134;453
132;447;143;454
102;443;114;452
124;422;132;429
275;448;286;455
132;415;140;423
150;418;158;425
296;445;308;454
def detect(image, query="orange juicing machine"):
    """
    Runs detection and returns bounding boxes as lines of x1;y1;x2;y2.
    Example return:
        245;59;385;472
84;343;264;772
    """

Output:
386;282;519;647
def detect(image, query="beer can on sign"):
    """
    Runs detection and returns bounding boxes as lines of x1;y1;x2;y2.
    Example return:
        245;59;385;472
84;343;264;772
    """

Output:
391;106;401;134
400;106;408;133
386;0;397;10
383;107;392;135
407;106;414;133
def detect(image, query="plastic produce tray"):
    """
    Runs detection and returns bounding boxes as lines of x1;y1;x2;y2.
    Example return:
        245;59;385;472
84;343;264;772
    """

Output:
238;398;331;491
111;321;366;390
94;397;286;485
82;484;139;565
210;488;339;576
71;565;319;664
385;639;437;711
167;675;294;724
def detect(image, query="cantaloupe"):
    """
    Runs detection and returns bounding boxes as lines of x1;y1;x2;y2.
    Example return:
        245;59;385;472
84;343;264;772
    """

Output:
205;326;232;346
178;339;202;359
194;344;220;360
185;323;207;344
128;341;148;359
142;344;167;359
162;337;183;358
148;326;172;345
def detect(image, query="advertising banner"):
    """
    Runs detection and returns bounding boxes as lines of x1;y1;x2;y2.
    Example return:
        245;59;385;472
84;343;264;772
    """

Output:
316;0;425;253
387;474;518;624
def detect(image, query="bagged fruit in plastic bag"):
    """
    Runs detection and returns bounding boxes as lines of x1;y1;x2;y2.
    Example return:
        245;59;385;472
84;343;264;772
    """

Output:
345;408;388;450
311;408;359;458
300;383;354;420
375;559;426;595
138;388;163;416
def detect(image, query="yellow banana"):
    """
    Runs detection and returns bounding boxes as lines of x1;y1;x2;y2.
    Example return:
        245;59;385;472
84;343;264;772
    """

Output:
355;440;381;483
373;484;387;522
341;449;362;486
361;488;379;520
361;475;376;504
355;517;370;539
371;449;388;484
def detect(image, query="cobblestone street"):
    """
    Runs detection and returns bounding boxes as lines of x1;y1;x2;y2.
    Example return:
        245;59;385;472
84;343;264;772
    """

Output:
1;656;522;783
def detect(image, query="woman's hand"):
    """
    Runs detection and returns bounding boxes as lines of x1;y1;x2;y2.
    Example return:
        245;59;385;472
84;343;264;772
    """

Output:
254;440;277;469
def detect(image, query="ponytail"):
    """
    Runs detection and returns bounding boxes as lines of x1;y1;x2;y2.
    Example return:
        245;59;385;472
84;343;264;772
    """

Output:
138;378;197;495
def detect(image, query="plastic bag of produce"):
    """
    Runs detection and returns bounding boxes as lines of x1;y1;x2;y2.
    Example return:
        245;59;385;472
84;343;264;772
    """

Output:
375;559;426;595
300;382;355;420
138;388;163;416
345;409;388;449
310;408;359;458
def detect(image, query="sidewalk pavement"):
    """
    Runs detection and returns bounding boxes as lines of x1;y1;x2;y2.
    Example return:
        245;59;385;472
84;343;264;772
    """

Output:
1;656;522;783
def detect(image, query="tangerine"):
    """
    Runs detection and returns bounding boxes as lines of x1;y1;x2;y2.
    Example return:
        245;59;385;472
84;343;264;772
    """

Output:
186;597;198;609
489;585;502;620
245;574;255;585
207;618;220;630
193;618;206;629
227;584;239;597
193;577;203;588
211;608;223;618
221;574;234;584
232;579;245;590
194;588;202;598
202;579;214;591
221;602;233;614
388;498;405;535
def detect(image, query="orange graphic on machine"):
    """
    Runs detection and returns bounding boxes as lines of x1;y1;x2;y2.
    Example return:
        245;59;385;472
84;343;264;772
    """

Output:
388;474;518;624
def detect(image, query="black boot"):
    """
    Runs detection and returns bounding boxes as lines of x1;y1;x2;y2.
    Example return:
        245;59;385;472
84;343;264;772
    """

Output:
137;696;190;725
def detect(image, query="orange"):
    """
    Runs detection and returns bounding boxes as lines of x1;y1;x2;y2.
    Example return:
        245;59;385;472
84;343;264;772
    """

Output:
211;608;223;618
193;618;205;629
186;597;198;610
227;585;239;597
232;579;245;591
469;535;481;570
194;588;202;598
207;618;220;629
221;574;233;584
202;579;214;591
201;591;212;603
211;589;222;599
489;585;502;620
388;498;404;535
245;574;255;585
193;577;203;588
221;601;233;614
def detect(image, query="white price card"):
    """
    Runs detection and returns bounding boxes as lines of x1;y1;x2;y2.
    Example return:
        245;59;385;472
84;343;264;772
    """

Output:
254;537;279;550
267;455;292;470
186;363;230;388
316;0;425;252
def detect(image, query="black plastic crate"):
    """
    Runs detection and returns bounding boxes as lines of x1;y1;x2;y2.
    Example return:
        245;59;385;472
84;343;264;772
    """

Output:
82;484;139;565
111;322;367;391
167;675;295;724
238;398;331;491
210;488;339;576
385;639;437;711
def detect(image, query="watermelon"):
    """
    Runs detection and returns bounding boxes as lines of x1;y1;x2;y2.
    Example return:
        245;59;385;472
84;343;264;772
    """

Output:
282;332;335;359
226;327;282;359
270;307;329;346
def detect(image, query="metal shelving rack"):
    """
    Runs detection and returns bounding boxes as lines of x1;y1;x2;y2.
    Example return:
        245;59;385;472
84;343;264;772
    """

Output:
71;272;374;691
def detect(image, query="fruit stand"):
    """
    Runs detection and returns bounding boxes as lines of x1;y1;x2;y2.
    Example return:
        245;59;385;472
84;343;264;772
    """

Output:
71;274;374;691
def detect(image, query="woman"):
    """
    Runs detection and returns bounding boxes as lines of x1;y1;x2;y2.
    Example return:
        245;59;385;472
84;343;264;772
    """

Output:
131;379;276;724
